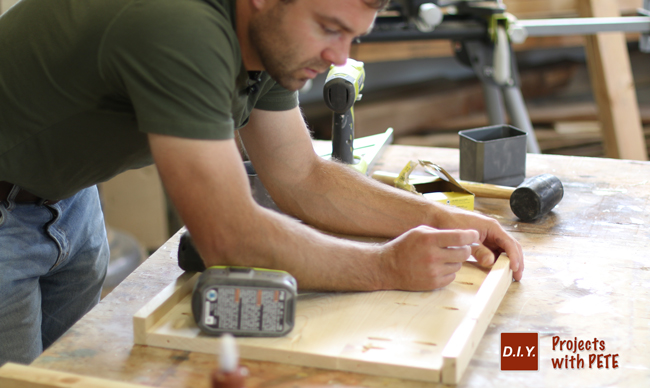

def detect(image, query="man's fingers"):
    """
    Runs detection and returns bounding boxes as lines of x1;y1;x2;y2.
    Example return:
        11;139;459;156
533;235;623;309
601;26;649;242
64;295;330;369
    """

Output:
436;272;458;289
512;254;524;281
443;262;463;274
471;244;496;267
441;244;472;263
472;241;524;281
495;236;523;280
418;227;479;248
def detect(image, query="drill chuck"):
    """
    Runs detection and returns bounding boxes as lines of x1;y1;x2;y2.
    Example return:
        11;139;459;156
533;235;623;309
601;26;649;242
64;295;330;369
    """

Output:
324;78;357;113
323;58;365;112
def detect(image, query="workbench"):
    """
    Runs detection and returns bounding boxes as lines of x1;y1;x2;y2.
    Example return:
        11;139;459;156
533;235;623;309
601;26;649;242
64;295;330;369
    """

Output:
31;144;650;387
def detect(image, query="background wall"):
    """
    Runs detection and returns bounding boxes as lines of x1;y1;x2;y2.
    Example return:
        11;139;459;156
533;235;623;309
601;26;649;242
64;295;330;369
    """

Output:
1;0;18;13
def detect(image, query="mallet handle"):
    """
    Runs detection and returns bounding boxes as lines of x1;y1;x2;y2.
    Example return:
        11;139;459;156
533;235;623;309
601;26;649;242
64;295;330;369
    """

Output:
458;181;516;199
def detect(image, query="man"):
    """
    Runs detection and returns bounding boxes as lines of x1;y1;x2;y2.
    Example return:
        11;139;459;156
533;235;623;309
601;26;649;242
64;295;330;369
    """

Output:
0;0;524;365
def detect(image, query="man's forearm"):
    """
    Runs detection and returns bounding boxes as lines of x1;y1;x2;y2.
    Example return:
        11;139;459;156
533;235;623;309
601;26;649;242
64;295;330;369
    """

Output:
267;156;445;238
149;133;398;291
197;203;389;291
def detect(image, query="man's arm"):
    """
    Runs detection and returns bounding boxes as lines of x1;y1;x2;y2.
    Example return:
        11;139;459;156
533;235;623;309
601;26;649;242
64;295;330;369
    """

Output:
148;132;479;291
239;107;524;280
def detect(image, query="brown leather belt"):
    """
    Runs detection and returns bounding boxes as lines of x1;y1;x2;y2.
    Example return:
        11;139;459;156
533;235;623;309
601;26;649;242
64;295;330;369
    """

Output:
0;181;60;205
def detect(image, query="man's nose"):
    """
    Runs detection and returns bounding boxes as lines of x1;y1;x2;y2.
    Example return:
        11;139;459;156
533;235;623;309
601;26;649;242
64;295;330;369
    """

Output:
321;41;351;67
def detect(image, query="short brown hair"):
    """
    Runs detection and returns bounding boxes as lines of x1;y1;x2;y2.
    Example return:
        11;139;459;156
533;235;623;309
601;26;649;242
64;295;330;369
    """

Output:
281;0;390;11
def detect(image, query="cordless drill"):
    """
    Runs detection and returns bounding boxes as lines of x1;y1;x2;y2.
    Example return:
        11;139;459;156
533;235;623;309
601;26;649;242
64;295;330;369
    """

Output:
323;58;365;166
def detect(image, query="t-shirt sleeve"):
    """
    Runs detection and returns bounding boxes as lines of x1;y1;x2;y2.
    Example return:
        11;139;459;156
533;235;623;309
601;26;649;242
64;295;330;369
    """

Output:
254;82;299;112
98;0;238;140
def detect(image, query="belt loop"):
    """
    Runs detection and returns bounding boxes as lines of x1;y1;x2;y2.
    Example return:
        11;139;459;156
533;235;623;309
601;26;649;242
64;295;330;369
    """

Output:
5;184;21;211
38;198;57;207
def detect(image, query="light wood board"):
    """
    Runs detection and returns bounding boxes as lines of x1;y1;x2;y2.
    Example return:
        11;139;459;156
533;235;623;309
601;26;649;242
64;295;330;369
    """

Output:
133;255;512;384
0;363;146;388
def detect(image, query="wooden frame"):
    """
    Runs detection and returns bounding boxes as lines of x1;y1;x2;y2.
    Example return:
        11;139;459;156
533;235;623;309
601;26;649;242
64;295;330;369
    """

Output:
133;255;512;384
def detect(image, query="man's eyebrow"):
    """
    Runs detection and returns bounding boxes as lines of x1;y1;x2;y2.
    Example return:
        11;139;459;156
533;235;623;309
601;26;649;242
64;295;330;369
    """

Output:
319;15;355;34
319;15;376;37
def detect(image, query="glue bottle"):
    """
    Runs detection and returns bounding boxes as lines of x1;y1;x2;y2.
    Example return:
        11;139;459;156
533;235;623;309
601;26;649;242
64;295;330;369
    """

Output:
212;333;247;388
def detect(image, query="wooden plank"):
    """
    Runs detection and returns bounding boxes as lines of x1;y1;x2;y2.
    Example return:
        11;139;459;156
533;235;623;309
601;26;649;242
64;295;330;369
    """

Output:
441;257;513;384
132;270;198;345
0;363;145;388
350;36;610;64
418;102;650;133
133;255;512;384
350;40;453;63
578;0;648;160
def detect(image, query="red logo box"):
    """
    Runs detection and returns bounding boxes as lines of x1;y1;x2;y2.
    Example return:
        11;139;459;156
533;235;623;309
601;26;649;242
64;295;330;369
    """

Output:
501;333;539;371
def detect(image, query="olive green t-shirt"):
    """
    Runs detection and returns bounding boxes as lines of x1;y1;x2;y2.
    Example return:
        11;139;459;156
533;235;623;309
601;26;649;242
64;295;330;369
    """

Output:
0;0;298;200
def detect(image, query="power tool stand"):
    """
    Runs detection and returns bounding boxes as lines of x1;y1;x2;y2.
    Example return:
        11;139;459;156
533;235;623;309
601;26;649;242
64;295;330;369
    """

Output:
364;0;650;154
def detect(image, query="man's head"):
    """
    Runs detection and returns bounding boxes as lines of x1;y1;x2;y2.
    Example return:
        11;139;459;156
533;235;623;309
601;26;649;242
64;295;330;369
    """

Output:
247;0;387;91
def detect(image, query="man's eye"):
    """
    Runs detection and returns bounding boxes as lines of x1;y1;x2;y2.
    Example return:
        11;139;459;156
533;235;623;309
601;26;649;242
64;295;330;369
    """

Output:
321;25;340;35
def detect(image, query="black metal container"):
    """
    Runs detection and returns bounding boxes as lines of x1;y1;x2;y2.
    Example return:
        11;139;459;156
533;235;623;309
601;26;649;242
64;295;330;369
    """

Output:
459;125;527;186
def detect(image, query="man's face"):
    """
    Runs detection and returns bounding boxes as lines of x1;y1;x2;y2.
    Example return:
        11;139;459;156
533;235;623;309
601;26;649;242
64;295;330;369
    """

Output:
249;0;377;91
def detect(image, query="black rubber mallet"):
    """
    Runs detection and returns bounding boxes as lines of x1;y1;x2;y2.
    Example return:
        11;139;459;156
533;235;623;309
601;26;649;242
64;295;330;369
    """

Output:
459;174;564;222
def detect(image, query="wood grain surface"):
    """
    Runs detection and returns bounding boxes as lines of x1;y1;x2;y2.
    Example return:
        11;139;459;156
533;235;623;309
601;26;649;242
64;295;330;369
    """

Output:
32;144;650;387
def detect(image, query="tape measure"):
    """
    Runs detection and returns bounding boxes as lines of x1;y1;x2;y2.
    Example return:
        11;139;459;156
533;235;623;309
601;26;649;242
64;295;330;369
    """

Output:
178;231;298;337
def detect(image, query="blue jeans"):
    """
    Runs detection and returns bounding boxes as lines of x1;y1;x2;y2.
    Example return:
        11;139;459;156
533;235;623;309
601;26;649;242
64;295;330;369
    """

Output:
0;185;109;365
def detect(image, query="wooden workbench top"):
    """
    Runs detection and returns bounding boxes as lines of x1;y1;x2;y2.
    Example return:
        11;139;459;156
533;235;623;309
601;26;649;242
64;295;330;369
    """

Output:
32;145;650;387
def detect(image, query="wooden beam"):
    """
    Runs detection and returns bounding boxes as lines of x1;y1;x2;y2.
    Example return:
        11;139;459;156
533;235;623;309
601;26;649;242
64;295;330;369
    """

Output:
132;270;198;346
578;0;648;160
0;363;145;388
441;256;513;384
350;40;452;63
350;36;590;64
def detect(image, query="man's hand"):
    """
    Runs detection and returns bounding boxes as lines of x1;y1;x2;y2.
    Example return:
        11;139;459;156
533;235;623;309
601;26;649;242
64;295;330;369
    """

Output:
433;205;524;281
379;227;480;290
